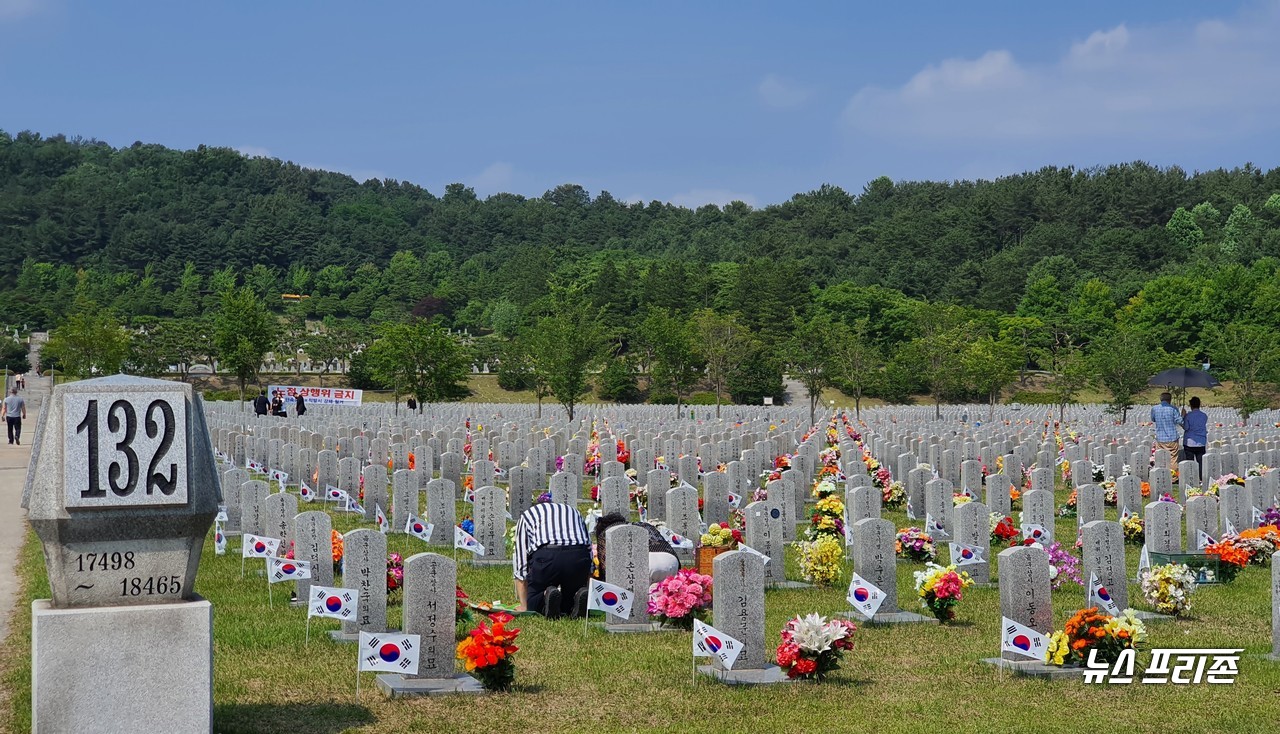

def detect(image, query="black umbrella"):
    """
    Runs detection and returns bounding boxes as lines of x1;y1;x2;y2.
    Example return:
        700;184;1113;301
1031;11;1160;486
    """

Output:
1147;367;1221;389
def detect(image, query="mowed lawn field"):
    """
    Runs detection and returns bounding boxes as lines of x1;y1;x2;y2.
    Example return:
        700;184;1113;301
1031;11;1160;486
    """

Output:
3;478;1279;734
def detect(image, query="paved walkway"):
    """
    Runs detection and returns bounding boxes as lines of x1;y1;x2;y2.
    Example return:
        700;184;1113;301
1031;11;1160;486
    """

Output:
0;365;46;645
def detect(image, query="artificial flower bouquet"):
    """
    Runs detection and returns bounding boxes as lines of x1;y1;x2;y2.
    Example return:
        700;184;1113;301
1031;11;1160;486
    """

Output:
1204;539;1249;582
456;612;521;691
895;527;937;562
1139;563;1196;615
1045;607;1146;666
989;514;1019;546
386;552;404;594
647;569;713;629
806;496;846;541
774;613;856;681
912;562;973;622
882;480;906;509
699;522;742;549
799;535;845;586
1120;515;1145;545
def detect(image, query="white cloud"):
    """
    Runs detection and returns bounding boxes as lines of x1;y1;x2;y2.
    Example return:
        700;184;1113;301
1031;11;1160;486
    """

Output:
0;0;40;22
758;73;811;108
666;189;758;209
470;161;514;194
843;3;1280;146
235;145;273;158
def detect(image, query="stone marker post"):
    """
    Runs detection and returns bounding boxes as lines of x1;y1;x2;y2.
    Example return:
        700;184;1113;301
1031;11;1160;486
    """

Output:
23;375;218;733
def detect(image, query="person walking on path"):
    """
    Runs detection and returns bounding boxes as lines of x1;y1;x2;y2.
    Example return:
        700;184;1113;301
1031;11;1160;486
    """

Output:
1181;396;1209;471
2;388;26;445
295;393;306;417
1151;392;1183;466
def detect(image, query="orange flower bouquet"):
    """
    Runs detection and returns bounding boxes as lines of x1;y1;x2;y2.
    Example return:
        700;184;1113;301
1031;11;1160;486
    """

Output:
1204;539;1249;582
1045;607;1145;666
456;613;521;691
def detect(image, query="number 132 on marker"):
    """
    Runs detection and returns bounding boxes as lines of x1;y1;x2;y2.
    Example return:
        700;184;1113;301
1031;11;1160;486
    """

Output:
63;393;189;508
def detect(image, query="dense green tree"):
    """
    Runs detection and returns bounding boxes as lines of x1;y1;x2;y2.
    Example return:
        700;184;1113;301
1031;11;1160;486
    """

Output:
829;318;881;420
961;336;1020;420
1088;329;1155;422
1207;323;1279;418
691;308;748;418
522;300;605;420
212;287;278;402
365;319;471;411
641;309;704;417
42;300;131;378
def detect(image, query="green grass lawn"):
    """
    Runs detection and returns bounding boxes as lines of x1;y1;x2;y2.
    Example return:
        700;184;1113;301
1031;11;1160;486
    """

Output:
3;479;1279;734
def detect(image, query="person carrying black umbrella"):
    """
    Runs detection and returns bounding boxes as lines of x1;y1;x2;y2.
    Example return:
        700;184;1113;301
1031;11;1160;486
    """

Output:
1182;396;1208;471
1151;392;1183;465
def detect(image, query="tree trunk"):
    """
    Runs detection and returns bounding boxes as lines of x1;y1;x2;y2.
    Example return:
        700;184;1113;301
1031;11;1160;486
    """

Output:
537;395;543;419
989;391;996;421
934;394;941;420
854;394;861;421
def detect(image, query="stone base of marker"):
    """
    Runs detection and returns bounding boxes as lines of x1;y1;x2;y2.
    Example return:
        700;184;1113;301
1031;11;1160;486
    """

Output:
601;620;673;634
840;610;939;625
468;557;512;568
375;673;486;697
32;598;212;733
696;664;794;685
767;580;814;590
979;657;1082;680
1130;610;1173;623
330;628;399;643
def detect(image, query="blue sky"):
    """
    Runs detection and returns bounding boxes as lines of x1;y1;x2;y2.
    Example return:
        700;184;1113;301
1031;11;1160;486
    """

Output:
2;1;1278;207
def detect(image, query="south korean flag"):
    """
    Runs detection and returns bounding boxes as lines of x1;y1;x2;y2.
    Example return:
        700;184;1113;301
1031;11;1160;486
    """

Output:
405;514;434;543
1088;572;1121;616
345;497;365;515
1001;617;1048;661
375;504;389;535
326;486;349;505
1022;523;1049;544
247;459;265;474
270;469;289;487
587;579;634;619
309;585;359;620
215;506;229;523
693;619;743;670
454;525;485;555
949;542;985;567
268;557;312;583
658;525;694;550
359;631;420;674
925;512;949;539
1120;506;1134;523
727;490;742;509
299;481;317;503
1195;529;1217;551
846;572;886;620
241;534;280;559
1223;518;1238;537
1253;506;1266;527
214;522;226;555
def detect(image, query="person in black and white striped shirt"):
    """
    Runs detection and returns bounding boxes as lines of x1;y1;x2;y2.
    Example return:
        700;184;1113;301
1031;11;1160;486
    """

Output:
513;501;591;618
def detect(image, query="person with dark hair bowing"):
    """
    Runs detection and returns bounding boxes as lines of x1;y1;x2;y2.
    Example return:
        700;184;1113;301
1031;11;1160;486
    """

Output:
593;512;680;584
512;501;592;619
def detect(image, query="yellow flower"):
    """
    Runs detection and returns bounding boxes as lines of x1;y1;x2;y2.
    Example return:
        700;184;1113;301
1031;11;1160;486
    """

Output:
1045;630;1070;665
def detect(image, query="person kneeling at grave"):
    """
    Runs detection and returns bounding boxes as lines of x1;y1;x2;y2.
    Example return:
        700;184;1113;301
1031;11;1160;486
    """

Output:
512;500;593;619
593;513;680;585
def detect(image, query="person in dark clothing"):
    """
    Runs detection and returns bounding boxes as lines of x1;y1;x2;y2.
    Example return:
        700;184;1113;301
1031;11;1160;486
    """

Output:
406;396;418;411
270;390;286;417
593;512;680;583
252;390;269;416
295;393;306;416
513;502;592;618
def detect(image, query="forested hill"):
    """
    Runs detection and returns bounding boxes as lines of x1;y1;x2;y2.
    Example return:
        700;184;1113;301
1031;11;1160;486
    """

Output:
3;129;1280;340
